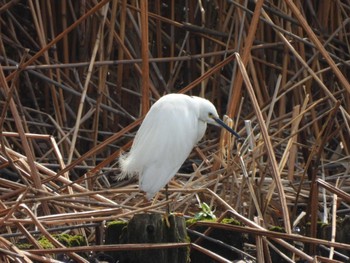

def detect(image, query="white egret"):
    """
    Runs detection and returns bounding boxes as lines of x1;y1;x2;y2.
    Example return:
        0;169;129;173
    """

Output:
119;93;240;200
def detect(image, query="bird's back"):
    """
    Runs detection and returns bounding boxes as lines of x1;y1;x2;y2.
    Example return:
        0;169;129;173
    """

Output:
120;94;205;199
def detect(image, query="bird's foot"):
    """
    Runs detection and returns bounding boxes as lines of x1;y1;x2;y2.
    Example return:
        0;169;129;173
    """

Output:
163;212;171;228
163;212;184;228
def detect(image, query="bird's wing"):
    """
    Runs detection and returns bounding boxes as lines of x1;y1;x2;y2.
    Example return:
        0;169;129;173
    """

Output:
140;160;181;199
130;98;199;197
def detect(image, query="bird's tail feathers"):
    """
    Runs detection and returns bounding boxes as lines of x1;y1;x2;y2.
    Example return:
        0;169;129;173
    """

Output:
117;154;137;181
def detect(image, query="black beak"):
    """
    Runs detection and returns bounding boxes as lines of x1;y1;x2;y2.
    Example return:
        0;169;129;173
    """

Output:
213;117;241;139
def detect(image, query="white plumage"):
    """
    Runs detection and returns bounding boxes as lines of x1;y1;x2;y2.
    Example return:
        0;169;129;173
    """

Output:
119;93;239;199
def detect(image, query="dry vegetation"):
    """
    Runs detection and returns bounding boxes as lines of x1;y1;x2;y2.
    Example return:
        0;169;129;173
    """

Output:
0;0;350;262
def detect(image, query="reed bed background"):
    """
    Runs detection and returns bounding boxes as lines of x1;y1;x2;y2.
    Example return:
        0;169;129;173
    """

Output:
0;0;350;262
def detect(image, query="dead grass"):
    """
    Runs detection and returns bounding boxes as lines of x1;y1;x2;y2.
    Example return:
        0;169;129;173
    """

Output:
0;1;349;262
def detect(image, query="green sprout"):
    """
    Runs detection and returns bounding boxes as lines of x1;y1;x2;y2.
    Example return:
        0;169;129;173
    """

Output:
194;202;216;221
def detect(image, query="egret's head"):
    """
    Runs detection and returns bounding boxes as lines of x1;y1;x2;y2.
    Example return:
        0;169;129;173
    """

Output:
197;97;241;139
197;98;220;125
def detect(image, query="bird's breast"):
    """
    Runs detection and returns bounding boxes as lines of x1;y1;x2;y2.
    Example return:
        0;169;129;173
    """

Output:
196;121;207;143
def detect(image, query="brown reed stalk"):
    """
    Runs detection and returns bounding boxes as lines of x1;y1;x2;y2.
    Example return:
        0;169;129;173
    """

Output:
1;1;350;261
226;0;264;117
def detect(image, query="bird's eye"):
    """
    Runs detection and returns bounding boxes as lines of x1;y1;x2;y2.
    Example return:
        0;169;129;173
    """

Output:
208;112;213;118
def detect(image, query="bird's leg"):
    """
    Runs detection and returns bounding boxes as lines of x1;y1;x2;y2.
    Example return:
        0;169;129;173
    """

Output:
164;184;171;227
165;184;170;213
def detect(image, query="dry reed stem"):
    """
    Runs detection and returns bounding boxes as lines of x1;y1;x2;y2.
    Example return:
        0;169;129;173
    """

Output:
5;0;111;82
28;242;189;254
68;4;109;166
191;243;231;263
1;1;350;262
205;189;313;261
284;0;350;93
226;0;264;117
235;52;291;233
141;0;150;114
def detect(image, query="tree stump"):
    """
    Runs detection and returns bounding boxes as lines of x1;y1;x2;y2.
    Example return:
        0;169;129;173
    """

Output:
105;213;189;263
